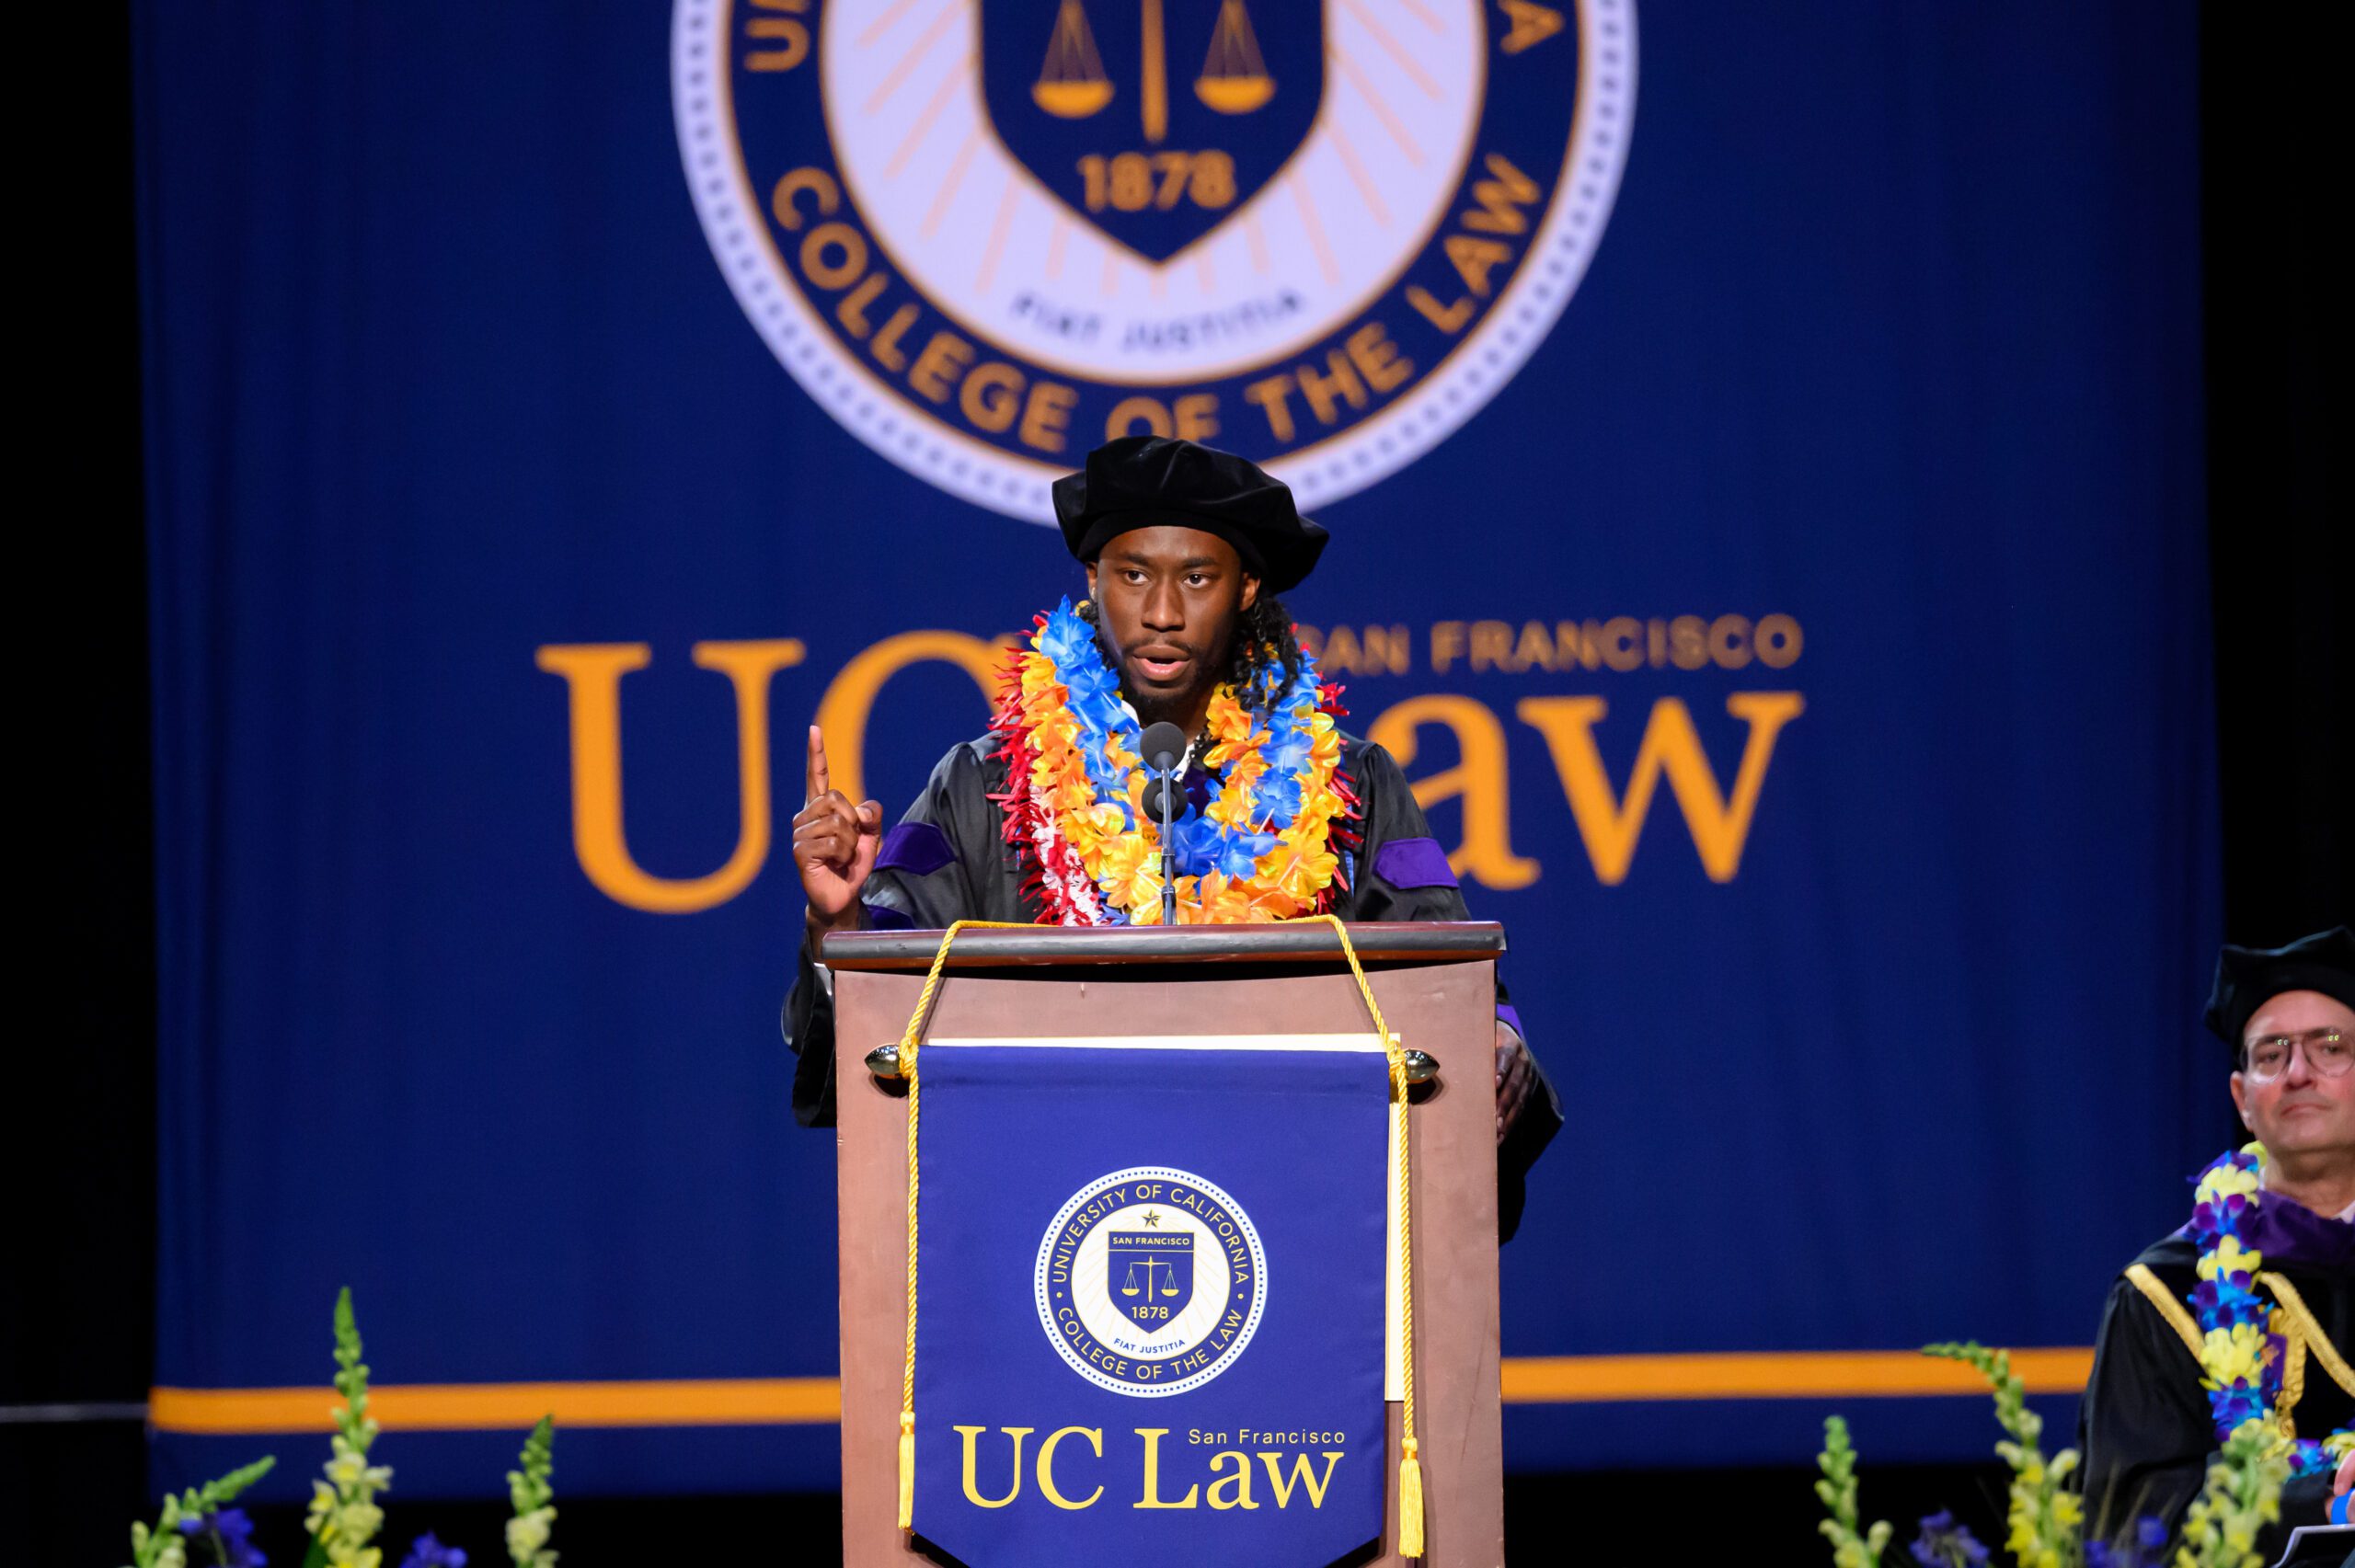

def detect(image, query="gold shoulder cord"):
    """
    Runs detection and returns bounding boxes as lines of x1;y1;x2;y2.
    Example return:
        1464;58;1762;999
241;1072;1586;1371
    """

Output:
2259;1272;2355;1397
2123;1264;2204;1364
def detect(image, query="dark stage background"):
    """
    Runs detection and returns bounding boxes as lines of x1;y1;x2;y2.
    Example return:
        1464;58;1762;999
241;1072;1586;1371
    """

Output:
10;2;2346;1562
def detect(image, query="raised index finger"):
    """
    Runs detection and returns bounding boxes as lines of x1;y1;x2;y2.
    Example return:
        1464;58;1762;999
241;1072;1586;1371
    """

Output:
806;724;831;804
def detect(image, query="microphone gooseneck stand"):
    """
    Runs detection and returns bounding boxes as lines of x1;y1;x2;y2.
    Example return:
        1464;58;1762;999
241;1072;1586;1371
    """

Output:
1138;721;1189;928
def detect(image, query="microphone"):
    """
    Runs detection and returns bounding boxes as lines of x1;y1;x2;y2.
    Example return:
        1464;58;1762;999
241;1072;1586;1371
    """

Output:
1138;722;1188;773
1136;722;1188;926
1137;723;1188;820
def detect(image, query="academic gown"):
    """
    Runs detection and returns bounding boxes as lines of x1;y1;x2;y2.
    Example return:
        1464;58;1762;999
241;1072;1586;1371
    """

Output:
782;729;1564;1240
2077;1216;2354;1555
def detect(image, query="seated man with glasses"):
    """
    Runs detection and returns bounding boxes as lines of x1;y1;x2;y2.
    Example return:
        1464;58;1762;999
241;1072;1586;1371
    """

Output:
2078;926;2354;1554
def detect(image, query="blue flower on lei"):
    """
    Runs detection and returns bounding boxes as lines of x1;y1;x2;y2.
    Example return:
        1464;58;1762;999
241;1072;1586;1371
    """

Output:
2183;1147;2343;1477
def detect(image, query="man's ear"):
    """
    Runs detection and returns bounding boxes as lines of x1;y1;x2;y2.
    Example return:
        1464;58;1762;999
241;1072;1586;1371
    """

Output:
1239;573;1260;613
1085;562;1098;601
2228;1070;2250;1129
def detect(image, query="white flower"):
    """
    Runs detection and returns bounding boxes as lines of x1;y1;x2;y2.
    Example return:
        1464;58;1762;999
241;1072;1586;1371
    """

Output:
506;1505;556;1564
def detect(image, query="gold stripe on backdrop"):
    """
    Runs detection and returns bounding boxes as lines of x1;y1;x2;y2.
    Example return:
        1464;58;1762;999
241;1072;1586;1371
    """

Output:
149;1349;2095;1436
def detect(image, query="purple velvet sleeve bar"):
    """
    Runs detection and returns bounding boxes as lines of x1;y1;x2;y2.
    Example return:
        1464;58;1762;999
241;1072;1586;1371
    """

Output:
1370;835;1457;889
873;821;957;876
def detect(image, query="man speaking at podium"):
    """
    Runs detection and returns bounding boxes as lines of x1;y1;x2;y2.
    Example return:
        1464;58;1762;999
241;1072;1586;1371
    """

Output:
783;436;1560;1235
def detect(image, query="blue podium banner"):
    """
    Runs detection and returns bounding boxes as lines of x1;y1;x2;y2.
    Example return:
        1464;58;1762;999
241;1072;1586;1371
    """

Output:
913;1045;1389;1566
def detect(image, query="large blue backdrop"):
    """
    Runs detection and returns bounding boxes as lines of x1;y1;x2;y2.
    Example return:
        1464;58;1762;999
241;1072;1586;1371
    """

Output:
135;0;2217;1498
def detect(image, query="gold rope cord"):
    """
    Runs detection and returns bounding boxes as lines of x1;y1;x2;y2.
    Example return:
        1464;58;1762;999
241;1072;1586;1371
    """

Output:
1312;915;1425;1560
894;920;1032;1531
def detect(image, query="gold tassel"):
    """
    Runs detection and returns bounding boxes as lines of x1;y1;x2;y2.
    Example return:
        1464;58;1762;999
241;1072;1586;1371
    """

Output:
897;1409;915;1530
1397;1436;1425;1559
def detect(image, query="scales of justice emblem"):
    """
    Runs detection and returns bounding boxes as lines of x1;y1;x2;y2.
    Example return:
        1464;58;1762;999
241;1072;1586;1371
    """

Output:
677;0;1636;519
980;0;1323;262
1105;1223;1195;1323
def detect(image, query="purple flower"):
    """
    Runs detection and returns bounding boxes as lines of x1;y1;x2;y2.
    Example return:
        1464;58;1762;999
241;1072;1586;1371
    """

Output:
1909;1510;1989;1567
178;1509;267;1568
2086;1516;2170;1568
398;1534;468;1568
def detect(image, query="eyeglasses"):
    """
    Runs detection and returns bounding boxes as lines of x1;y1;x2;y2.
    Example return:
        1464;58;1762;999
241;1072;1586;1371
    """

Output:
2242;1028;2353;1082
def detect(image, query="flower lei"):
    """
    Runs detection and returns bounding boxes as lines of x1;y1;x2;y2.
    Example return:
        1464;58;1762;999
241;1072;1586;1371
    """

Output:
993;598;1358;924
2185;1144;2353;1477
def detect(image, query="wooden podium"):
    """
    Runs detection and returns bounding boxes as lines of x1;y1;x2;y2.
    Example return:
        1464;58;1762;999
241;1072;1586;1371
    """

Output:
824;921;1508;1566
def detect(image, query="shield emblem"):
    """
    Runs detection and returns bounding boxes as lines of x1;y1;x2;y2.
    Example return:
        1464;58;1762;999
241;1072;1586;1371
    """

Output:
978;0;1326;262
1104;1230;1195;1328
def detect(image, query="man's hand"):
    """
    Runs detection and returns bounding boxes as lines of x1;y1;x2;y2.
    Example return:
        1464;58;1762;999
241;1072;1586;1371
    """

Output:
792;725;883;937
1495;1022;1535;1148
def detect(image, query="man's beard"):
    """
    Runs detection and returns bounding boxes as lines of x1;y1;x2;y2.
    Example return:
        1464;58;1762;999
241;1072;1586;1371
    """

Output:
1100;624;1230;729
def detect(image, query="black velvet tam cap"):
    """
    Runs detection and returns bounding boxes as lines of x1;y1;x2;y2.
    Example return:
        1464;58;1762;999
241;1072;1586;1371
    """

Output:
1052;436;1328;592
2202;924;2355;1047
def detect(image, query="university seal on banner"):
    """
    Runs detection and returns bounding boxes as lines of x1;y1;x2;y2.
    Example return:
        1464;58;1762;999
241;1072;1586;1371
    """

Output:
1033;1165;1268;1396
672;0;1637;520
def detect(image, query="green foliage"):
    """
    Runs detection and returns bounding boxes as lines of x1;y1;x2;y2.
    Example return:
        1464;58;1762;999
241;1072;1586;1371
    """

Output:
2174;1417;2288;1568
121;1289;563;1568
1816;1415;1894;1568
304;1287;394;1568
1924;1342;2083;1568
126;1459;280;1568
504;1415;558;1568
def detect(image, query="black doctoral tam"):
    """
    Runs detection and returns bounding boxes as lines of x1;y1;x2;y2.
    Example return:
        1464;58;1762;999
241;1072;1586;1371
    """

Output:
1053;435;1328;592
2202;924;2355;1048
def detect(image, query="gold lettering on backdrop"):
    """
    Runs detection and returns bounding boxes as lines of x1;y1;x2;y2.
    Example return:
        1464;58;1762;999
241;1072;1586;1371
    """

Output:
1240;372;1297;441
1102;392;1221;441
1296;624;1412;677
538;626;1810;910
1258;1450;1345;1508
1205;1449;1258;1509
1106;394;1174;437
762;176;1080;449
960;361;1028;433
768;166;838;230
870;303;921;372
909;331;976;403
798;222;867;291
1407;153;1544;335
742;0;812;73
955;1425;1034;1508
1133;1427;1200;1508
1037;1425;1106;1510
1517;693;1807;884
813;630;1014;806
1020;380;1080;452
1496;0;1566;55
835;271;890;338
1238;322;1412;441
534;640;806;914
1366;694;1541;890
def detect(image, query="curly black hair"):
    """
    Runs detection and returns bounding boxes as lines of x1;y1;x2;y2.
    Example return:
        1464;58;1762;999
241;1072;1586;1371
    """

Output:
1078;592;1304;708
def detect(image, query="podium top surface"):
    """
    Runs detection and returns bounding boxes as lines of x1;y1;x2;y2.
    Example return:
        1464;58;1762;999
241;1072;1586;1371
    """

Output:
820;920;1505;971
